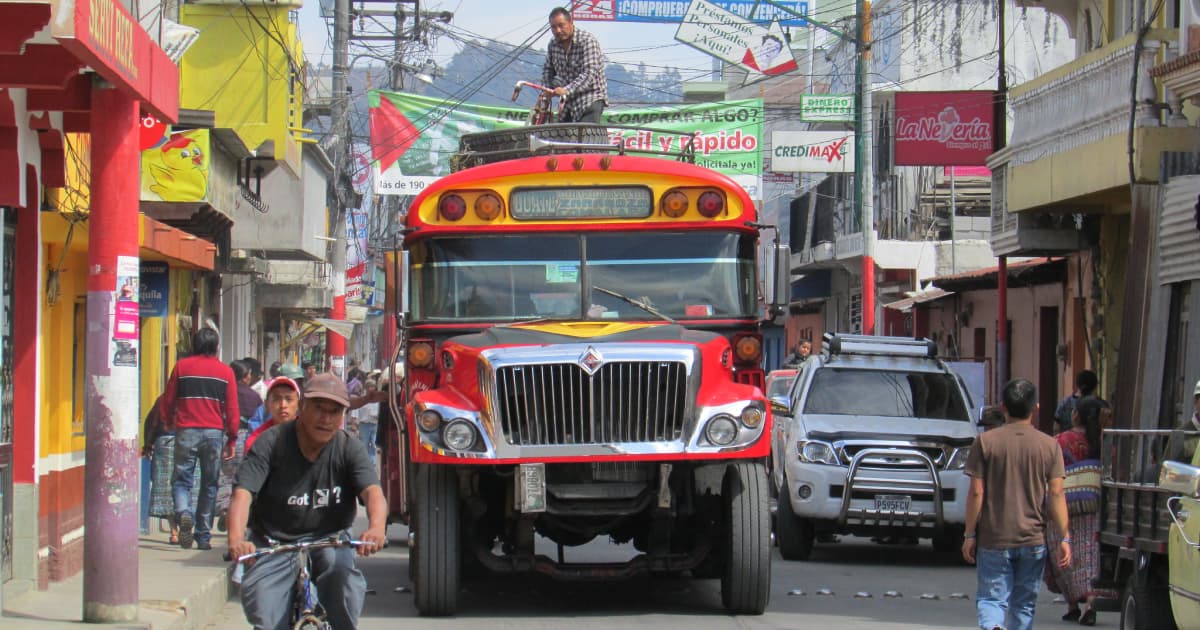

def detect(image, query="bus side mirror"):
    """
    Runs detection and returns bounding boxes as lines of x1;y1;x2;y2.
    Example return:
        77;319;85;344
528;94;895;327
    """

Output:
400;250;411;319
770;243;790;316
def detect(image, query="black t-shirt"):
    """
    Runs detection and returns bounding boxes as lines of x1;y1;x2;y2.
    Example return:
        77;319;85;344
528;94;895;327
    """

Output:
234;421;379;542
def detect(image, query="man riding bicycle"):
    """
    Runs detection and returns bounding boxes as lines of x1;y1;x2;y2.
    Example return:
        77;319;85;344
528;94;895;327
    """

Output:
227;373;388;630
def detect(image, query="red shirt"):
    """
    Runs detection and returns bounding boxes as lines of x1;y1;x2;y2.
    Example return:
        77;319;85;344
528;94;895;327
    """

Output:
160;354;239;441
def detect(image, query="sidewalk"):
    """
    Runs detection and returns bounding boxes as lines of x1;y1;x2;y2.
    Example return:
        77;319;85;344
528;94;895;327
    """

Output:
2;524;235;629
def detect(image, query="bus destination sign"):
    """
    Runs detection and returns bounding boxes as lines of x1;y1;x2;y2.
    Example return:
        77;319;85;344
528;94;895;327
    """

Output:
511;187;652;220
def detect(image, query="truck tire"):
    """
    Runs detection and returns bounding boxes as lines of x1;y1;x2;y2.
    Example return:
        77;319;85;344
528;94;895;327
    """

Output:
413;465;460;617
720;462;771;615
774;482;815;561
1119;574;1176;630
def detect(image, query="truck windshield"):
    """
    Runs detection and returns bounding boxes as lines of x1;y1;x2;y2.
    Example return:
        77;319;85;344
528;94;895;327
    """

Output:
803;368;971;421
410;232;756;321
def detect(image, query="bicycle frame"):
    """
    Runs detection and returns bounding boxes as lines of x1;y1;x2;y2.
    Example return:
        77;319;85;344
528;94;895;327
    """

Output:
229;537;370;630
511;80;565;126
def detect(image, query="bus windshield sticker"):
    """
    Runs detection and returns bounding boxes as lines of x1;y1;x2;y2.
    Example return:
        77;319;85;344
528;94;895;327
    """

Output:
510;187;652;220
547;264;579;284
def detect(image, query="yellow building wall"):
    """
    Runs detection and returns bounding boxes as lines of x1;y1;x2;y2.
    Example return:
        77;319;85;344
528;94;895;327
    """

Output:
1097;215;1129;399
178;4;305;176
38;223;88;459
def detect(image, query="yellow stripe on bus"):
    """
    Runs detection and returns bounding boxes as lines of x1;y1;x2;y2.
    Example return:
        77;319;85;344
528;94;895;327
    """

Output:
513;321;662;338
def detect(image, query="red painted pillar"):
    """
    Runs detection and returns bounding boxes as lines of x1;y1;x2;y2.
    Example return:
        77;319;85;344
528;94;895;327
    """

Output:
12;167;39;487
83;82;140;622
862;255;875;335
996;256;1009;399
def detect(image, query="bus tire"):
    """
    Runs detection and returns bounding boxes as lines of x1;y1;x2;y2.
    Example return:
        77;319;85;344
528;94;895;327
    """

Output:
1119;573;1175;630
413;465;460;617
775;484;814;561
720;462;771;615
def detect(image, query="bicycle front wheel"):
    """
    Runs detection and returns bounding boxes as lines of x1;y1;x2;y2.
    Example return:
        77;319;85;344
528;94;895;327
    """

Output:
292;614;327;630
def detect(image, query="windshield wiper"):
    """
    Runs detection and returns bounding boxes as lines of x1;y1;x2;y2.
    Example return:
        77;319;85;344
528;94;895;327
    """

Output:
592;286;675;323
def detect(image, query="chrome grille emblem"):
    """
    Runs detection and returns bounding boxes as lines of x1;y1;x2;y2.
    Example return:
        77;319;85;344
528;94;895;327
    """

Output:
579;346;604;375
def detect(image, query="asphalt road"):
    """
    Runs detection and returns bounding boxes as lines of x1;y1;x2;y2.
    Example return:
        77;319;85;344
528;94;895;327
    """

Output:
205;522;1105;629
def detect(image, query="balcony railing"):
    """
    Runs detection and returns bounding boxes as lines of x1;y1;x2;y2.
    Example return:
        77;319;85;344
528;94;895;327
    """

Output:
1004;30;1173;171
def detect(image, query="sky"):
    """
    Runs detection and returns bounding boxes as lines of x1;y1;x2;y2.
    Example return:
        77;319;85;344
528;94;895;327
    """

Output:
297;1;725;79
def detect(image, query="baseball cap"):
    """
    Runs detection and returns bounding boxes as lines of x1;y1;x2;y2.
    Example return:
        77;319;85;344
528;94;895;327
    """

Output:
303;372;350;407
1194;379;1200;397
266;376;300;396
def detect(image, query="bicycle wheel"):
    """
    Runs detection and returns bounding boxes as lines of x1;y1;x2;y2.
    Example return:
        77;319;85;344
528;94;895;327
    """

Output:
292;613;326;630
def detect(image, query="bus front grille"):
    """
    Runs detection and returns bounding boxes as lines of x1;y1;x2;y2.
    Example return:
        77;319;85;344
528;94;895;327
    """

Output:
494;361;688;446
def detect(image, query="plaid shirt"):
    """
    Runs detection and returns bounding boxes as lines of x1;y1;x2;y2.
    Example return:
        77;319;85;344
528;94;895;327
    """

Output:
542;28;608;122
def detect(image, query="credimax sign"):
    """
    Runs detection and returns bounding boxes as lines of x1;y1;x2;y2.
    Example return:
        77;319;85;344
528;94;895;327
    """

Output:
770;131;854;173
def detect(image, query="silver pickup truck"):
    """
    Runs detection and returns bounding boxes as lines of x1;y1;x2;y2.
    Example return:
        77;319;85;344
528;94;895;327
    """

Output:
770;334;979;560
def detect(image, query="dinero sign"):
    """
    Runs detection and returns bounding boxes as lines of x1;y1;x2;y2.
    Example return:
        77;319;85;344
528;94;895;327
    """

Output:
893;91;994;166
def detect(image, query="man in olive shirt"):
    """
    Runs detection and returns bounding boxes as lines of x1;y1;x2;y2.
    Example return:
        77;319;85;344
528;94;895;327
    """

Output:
227;373;388;630
962;378;1071;630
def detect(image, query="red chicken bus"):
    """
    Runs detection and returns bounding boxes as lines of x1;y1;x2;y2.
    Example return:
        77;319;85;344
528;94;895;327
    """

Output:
379;121;789;616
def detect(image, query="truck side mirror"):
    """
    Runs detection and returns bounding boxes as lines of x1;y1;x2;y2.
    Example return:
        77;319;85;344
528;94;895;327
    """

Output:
1160;460;1200;499
400;249;411;319
769;395;790;415
770;243;791;316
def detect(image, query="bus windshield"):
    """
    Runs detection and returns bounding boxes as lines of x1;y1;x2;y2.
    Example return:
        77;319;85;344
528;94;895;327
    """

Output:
411;232;757;322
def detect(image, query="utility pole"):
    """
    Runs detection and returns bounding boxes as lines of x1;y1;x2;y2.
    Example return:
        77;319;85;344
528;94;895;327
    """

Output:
83;79;140;623
327;0;350;378
855;0;875;334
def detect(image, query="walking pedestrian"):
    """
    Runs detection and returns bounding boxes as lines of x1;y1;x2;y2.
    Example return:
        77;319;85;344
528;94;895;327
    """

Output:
243;374;302;452
243;357;267;400
963;378;1071;630
160;328;240;550
1044;396;1107;625
358;375;381;466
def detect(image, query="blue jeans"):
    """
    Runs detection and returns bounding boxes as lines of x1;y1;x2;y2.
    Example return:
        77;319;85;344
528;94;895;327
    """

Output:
358;423;377;466
172;427;224;545
976;544;1046;630
240;531;366;630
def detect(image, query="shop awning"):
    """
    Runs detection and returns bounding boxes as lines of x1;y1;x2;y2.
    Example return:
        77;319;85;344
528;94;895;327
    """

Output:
884;286;955;312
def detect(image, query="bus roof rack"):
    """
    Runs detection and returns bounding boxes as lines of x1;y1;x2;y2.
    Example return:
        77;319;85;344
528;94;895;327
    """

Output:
453;123;696;171
823;333;937;358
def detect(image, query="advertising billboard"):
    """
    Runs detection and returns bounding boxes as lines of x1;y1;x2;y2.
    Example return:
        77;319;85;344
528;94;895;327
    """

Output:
893;91;994;166
368;90;765;198
571;0;809;26
771;131;855;173
674;0;798;76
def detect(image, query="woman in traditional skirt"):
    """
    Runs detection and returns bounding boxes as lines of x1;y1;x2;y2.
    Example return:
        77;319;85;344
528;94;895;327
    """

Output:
144;395;199;543
1044;396;1108;626
214;360;261;531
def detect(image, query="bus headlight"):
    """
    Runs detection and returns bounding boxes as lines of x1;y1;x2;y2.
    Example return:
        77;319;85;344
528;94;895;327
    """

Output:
443;419;477;451
417;409;442;432
705;415;739;446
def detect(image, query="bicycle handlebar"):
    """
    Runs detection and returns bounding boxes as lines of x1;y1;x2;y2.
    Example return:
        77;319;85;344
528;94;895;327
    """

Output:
222;538;380;564
512;80;553;100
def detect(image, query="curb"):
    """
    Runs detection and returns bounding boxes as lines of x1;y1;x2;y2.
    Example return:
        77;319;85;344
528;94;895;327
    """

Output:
150;565;234;630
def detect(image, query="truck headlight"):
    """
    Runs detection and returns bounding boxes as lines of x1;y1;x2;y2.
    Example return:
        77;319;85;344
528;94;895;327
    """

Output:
944;446;971;470
740;405;764;429
705;415;739;446
443;419;477;451
797;440;838;465
418;409;442;432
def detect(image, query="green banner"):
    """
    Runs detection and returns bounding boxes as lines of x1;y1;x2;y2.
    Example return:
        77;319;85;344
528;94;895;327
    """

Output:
367;90;763;198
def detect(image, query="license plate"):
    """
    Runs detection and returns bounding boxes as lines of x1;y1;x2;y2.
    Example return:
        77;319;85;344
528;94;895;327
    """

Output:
874;494;911;512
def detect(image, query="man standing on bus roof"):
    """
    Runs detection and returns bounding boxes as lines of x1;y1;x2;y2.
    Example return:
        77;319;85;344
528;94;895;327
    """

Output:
543;6;608;124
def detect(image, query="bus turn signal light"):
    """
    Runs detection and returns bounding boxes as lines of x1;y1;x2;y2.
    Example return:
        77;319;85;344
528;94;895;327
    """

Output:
734;335;761;363
660;190;689;218
697;191;725;218
474;192;504;220
438;194;466;221
409;341;435;368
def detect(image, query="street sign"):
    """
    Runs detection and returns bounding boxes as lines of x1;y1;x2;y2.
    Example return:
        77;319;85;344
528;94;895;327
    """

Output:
800;94;854;123
573;0;809;26
350;152;371;194
771;131;855;173
675;0;799;76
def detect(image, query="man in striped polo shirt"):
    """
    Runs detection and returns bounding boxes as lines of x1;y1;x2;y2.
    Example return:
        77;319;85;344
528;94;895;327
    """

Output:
160;328;239;550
